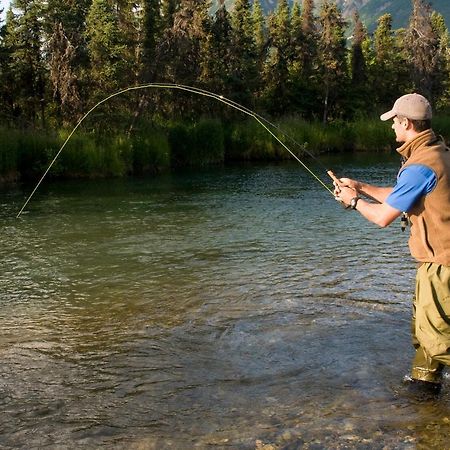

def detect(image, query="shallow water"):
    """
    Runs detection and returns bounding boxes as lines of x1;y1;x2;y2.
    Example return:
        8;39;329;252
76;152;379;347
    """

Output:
2;156;450;449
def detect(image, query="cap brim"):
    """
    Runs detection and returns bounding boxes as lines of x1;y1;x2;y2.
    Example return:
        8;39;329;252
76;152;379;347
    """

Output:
380;110;396;121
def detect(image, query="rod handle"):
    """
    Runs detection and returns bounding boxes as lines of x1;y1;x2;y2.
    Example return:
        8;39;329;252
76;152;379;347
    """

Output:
327;170;340;186
327;170;345;204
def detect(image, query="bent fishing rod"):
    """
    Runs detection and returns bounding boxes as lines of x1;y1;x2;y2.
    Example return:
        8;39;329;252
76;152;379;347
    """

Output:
16;82;340;218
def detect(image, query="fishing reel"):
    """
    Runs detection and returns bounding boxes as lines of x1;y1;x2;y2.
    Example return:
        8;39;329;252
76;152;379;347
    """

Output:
400;212;409;232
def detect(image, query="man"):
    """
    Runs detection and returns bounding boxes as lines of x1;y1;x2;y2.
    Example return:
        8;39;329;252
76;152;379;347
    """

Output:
335;93;450;396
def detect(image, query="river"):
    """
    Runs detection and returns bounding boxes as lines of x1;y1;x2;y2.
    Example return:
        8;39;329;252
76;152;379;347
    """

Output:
1;155;450;449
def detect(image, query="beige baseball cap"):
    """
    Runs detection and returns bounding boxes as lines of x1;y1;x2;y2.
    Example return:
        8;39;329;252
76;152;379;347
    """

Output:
380;93;432;121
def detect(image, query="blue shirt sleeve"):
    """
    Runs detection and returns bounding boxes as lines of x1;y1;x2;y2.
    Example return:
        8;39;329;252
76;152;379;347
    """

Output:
385;164;437;212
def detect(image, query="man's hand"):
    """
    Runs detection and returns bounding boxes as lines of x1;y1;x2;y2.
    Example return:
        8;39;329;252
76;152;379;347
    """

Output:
337;177;361;190
335;185;358;207
332;175;401;226
332;177;361;207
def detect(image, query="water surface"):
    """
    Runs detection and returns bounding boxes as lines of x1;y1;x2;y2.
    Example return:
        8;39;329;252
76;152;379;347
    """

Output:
2;156;450;449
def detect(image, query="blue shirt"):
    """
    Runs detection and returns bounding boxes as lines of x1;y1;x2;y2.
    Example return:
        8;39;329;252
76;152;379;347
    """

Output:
386;164;437;212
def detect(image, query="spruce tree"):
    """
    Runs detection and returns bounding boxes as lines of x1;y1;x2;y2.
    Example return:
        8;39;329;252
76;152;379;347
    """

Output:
47;22;81;125
126;0;163;134
252;0;266;101
115;0;142;85
348;11;371;115
4;0;47;128
45;0;90;124
161;0;178;29
405;0;440;100
300;0;318;74
85;0;128;97
350;12;367;86
200;4;233;95
46;0;91;39
288;0;319;118
374;14;394;65
430;11;450;109
372;14;405;108
317;0;348;123
158;0;212;116
0;9;14;125
161;0;211;82
263;0;291;115
289;0;302;79
253;0;266;55
229;0;257;106
141;0;162;83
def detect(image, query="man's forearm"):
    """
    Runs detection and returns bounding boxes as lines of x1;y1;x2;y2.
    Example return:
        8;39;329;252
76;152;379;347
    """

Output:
357;183;393;204
353;198;402;227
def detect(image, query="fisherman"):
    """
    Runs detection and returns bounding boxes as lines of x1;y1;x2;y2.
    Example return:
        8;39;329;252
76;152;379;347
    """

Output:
334;93;450;396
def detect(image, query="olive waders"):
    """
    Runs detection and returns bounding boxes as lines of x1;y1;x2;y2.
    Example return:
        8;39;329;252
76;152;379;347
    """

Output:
411;263;450;383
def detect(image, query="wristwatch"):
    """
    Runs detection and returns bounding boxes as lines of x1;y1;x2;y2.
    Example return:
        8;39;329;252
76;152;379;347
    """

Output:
349;196;360;210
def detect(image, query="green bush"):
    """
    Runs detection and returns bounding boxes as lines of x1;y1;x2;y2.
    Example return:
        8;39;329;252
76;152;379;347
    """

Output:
54;132;102;177
131;129;170;174
17;131;59;179
226;117;353;160
0;127;20;178
350;119;393;152
3;114;438;182
102;135;130;177
432;116;450;143
224;116;397;160
191;119;224;165
168;118;224;167
274;117;326;156
226;118;277;160
54;127;171;177
168;122;193;167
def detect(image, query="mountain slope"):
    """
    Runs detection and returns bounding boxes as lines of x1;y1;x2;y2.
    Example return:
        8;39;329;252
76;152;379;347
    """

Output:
360;0;450;31
211;0;450;32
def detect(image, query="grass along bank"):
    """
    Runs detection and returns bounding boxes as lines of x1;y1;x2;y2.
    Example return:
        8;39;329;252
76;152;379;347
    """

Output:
2;115;449;181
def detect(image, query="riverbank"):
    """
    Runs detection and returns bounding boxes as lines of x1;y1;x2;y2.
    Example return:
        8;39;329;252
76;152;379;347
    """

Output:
2;115;450;181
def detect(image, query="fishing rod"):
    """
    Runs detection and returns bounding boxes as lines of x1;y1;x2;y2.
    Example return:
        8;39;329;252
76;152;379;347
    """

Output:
16;82;340;218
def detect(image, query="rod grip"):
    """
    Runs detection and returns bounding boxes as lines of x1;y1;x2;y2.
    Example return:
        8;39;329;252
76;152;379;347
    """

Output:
327;170;340;185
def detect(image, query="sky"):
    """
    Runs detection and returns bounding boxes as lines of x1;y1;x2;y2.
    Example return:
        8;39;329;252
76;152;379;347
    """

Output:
1;0;10;20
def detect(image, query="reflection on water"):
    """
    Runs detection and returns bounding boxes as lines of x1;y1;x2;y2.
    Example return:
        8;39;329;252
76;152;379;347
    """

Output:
1;156;450;449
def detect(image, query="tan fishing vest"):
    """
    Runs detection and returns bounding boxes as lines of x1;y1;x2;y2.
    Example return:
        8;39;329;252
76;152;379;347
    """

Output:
397;129;450;265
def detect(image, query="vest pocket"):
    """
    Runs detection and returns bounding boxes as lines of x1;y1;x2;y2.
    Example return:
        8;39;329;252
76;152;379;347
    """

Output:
412;219;435;260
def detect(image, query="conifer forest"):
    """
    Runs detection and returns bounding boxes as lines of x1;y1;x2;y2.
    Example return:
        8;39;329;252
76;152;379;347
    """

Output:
1;0;450;178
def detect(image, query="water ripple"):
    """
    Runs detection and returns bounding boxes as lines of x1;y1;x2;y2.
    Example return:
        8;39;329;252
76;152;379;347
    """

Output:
1;161;444;449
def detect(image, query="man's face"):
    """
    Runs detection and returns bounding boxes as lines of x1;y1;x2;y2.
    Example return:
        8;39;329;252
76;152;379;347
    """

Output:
392;116;408;143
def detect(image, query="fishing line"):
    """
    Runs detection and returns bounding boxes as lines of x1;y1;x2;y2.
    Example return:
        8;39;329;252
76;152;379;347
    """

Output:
16;83;337;218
